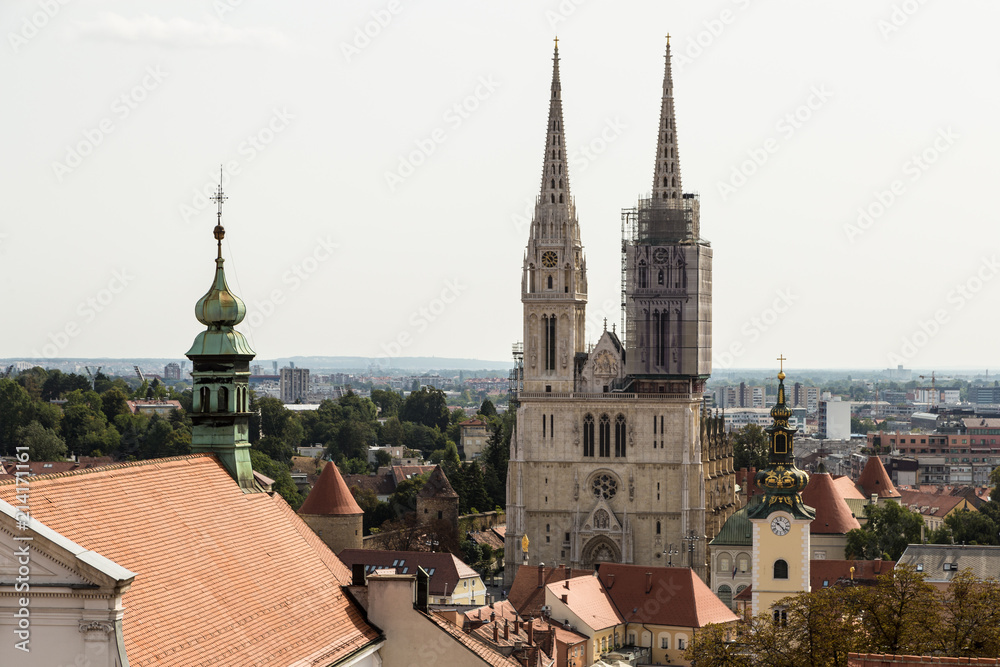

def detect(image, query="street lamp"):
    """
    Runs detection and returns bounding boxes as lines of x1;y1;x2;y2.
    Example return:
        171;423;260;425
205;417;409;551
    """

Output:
663;544;679;566
683;530;702;569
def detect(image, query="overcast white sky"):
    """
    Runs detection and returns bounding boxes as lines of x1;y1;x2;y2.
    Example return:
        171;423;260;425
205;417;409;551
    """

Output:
1;0;997;370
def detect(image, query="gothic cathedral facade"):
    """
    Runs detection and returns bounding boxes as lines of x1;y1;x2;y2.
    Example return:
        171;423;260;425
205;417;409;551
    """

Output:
505;41;736;586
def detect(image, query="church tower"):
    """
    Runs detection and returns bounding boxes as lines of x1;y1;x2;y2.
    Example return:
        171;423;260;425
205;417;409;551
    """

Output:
748;363;814;616
505;41;734;588
521;39;587;394
186;178;257;491
623;38;711;386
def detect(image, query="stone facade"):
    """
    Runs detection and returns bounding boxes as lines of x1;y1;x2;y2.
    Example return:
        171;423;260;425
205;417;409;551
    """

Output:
505;42;735;587
300;513;362;556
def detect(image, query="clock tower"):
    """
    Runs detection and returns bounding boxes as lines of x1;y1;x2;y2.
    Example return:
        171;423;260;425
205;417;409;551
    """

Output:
521;40;587;394
748;362;815;616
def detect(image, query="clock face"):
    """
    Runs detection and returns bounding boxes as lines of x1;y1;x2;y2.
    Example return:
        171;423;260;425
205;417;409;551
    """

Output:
541;251;558;268
653;248;669;264
770;516;791;536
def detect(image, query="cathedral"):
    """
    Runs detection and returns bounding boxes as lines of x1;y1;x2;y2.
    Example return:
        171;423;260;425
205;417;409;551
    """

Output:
504;40;737;586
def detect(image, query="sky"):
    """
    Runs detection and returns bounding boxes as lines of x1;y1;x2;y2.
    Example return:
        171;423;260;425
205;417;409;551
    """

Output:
1;0;997;371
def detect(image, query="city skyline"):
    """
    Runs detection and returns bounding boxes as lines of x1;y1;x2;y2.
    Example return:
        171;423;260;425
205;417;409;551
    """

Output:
2;1;996;369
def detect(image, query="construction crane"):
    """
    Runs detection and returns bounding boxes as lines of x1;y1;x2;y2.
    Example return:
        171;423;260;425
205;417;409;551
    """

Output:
134;365;145;383
918;372;954;406
84;365;102;391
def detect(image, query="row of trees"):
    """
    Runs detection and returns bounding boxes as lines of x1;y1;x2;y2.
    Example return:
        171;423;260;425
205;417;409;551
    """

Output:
686;567;1000;666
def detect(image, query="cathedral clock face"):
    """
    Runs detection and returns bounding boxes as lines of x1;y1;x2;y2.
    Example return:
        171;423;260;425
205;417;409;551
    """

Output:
770;516;791;536
541;251;558;268
653;248;669;264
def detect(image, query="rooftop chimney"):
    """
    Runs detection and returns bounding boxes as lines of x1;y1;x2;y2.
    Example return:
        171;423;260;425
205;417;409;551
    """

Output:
645;572;652;594
504;619;509;640
561;593;568;603
527;621;534;646
538;563;545;588
493;621;499;642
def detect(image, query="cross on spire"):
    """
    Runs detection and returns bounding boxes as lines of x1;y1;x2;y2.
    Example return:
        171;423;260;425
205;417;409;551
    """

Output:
777;354;786;373
210;166;228;225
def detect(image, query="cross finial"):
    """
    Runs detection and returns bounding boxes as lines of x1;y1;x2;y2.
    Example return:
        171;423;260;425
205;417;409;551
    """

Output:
554;36;559;49
666;33;670;45
777;354;786;373
210;165;227;224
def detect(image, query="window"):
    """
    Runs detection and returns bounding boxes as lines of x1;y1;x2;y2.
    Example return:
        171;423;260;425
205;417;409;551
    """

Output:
718;584;733;608
718;554;731;573
661;637;669;649
614;414;626;457
583;414;595;457
656;521;661;535
773;559;788;580
677;638;686;650
599;414;611;457
773;608;787;626
199;386;210;412
547;275;553;290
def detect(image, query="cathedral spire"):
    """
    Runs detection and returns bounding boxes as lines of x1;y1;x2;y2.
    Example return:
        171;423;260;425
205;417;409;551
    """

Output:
537;38;573;219
652;37;682;200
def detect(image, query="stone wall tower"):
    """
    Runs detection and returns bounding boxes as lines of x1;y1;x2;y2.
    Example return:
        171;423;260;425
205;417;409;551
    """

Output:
299;461;364;555
185;179;256;491
521;40;588;394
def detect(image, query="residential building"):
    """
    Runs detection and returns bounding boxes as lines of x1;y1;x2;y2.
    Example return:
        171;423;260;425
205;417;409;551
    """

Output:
894;488;978;531
163;361;181;380
280;366;310;403
506;42;736;586
339;549;487;605
125;399;182;416
897;544;1000;589
460;418;490;459
818;398;851;440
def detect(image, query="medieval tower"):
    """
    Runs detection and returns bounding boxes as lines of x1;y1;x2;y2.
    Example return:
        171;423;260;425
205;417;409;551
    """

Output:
505;40;735;586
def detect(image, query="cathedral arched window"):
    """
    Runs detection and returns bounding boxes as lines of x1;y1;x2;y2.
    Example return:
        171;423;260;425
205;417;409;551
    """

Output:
583;414;594;457
550;194;555;203
638;261;648;289
559;179;563;188
599;414;610;457
559;194;563;203
218;386;229;413
614;414;626;457
547;275;553;290
656;521;661;535
718;554;731;573
662;177;668;187
199;386;210;413
551;178;555;189
718;585;733;608
657;270;664;286
773;559;788;580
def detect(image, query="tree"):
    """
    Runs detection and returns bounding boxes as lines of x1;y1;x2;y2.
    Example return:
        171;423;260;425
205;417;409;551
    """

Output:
684;621;751;667
929;508;999;546
0;379;35;455
17;422;68;461
379;416;405;445
61;390;120;457
374;449;392;468
400;387;449;430
845;500;924;561
248;450;303;509
101;388;132;423
732;424;769;471
370;389;402;418
479;399;497;418
855;565;939;655
938;569;1000;657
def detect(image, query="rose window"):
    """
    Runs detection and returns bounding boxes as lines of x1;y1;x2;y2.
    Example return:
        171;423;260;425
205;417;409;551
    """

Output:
591;474;617;500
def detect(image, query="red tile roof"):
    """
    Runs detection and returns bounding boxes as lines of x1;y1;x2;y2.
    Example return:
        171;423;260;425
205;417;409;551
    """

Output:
810;559;895;590
546;572;623;631
344;469;397;497
802;472;862;534
299;461;364;515
426;610;520;667
339;549;478;596
857;456;901;498
597;563;738;628
832;474;867;500
508;564;593;618
896;490;974;518
419;465;459;499
392;465;437;485
0;457;116;480
0;454;380;667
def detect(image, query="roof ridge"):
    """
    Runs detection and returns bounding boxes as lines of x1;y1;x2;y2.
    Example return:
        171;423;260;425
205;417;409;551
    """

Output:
0;452;219;486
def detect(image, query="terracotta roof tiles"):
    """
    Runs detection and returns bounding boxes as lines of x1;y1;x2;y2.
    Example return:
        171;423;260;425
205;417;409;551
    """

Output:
0;453;380;667
597;563;738;628
418;465;459;499
802;472;862;534
298;461;364;516
546;572;623;631
857;456;901;498
508;565;593;618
